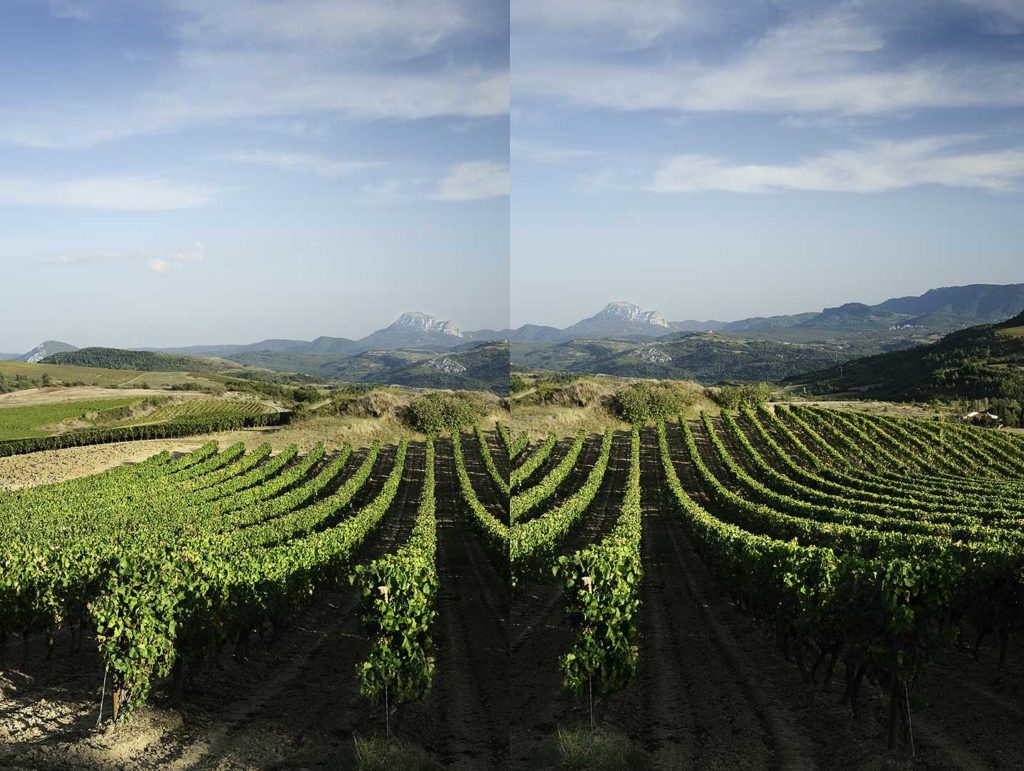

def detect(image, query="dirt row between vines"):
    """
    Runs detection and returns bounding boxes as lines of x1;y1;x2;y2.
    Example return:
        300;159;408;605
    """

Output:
514;435;572;492
461;431;510;524
509;430;633;768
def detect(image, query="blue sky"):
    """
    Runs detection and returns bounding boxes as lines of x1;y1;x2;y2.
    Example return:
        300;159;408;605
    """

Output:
511;0;1024;327
0;0;508;351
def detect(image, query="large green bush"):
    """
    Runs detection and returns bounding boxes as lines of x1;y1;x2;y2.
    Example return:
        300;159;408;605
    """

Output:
610;382;695;424
406;392;483;436
713;382;774;411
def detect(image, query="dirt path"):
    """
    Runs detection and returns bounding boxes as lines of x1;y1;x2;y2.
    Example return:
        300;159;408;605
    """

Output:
174;443;425;769
512;436;569;491
0;438;214;490
485;431;510;480
635;426;814;770
396;438;509;768
508;431;632;768
460;431;509;522
659;422;1015;769
516;433;602;525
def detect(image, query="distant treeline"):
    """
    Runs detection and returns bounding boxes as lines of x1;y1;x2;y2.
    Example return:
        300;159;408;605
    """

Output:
41;347;220;372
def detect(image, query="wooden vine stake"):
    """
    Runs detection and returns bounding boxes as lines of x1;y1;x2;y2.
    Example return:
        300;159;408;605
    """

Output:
583;574;594;732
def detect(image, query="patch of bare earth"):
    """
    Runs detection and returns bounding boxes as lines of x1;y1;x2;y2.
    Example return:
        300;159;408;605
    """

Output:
0;387;209;408
0;439;214;490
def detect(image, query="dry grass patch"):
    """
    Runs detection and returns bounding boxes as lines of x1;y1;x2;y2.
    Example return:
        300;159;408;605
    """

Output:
558;726;648;770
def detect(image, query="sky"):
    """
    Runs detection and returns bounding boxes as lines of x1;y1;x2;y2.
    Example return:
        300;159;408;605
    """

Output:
511;0;1024;327
0;0;509;351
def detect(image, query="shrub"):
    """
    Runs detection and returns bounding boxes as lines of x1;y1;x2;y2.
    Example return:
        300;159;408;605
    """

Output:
405;392;483;436
611;382;695;424
713;382;773;411
292;385;322;404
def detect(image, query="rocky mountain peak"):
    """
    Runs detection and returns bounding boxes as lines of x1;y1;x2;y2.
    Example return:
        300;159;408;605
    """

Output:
20;340;78;364
391;312;463;338
598;302;668;328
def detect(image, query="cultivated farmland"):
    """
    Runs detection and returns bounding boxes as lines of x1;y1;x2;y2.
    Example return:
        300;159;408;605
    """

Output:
0;431;510;769
509;406;1024;768
5;406;1024;768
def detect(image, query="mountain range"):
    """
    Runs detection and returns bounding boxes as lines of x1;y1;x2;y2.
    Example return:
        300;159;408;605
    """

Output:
153;311;506;357
510;284;1024;345
510;284;1024;384
9;283;1024;393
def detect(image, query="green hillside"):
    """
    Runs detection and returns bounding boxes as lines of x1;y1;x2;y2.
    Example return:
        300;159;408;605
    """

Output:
229;341;509;394
793;311;1024;424
513;333;859;384
42;347;221;372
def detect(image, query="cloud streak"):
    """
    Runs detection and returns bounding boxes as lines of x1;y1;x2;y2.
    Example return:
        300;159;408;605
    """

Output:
0;175;218;210
648;137;1024;194
222;150;382;178
515;1;1024;116
433;161;510;201
41;243;209;273
1;0;507;148
511;139;597;164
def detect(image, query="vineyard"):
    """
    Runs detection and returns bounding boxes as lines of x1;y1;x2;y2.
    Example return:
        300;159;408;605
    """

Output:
0;430;510;768
5;407;1024;767
0;398;285;458
113;398;272;426
509;407;1024;768
0;397;148;440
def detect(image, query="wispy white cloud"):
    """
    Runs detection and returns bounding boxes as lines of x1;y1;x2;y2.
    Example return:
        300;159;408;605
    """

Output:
511;139;597;164
222;150;381;178
41;243;209;273
359;178;416;205
172;0;467;52
516;1;1024;116
647;136;1024;194
0;0;507;148
514;0;695;44
47;0;95;21
433;161;510;201
42;251;132;265
148;241;208;273
0;175;218;210
170;241;207;263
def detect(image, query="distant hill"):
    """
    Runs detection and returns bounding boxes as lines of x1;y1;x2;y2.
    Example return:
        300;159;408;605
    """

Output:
513;332;854;384
153;311;506;358
18;340;78;363
792;311;1024;424
231;340;509;394
15;312;510;394
42;347;221;372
